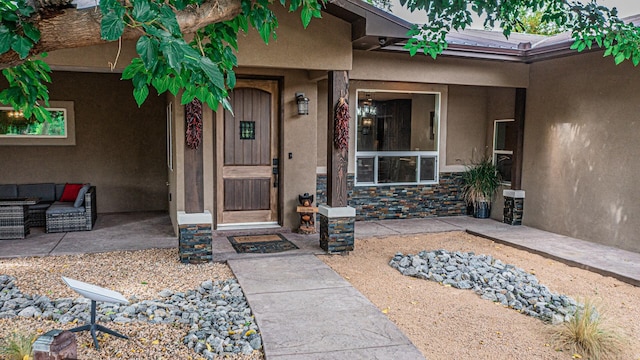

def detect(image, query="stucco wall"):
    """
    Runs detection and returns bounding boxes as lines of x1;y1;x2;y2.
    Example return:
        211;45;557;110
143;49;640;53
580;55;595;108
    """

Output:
524;52;640;252
0;71;167;213
236;6;351;71
446;85;488;166
45;7;351;72
351;50;529;88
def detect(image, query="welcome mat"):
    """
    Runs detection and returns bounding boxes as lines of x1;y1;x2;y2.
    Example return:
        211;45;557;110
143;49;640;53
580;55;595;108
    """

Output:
227;234;299;254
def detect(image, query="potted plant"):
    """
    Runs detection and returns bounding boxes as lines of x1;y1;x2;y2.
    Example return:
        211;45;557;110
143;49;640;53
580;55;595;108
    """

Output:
461;157;501;218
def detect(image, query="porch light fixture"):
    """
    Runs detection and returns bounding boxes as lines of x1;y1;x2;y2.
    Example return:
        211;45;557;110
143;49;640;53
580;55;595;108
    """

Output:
296;93;309;115
7;110;24;118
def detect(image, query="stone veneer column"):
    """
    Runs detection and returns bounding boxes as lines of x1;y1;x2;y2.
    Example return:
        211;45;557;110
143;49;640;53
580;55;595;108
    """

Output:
318;205;355;254
503;190;525;225
178;211;212;264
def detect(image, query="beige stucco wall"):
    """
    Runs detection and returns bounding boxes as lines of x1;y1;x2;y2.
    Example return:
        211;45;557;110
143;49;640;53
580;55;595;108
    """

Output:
0;71;168;213
524;51;640;252
236;6;351;71
446;85;488;166
45;6;351;72
351;50;529;88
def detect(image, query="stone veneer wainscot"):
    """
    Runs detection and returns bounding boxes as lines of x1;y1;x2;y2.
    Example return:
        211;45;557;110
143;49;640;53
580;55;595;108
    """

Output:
178;211;213;264
316;173;466;221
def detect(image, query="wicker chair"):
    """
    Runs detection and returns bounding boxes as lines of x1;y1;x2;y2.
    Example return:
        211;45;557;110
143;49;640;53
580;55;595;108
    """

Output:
46;186;97;233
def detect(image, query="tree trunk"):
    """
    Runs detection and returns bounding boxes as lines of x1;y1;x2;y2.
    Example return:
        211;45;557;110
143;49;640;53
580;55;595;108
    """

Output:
0;0;242;69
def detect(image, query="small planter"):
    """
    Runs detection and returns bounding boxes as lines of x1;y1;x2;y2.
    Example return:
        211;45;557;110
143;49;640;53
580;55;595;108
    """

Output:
462;157;501;219
474;201;491;219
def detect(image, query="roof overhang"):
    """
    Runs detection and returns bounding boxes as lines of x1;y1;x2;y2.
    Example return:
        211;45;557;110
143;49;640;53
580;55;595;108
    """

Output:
323;0;412;50
325;0;640;63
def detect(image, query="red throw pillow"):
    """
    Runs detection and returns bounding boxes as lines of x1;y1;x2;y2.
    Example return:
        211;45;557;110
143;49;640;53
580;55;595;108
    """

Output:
60;183;83;202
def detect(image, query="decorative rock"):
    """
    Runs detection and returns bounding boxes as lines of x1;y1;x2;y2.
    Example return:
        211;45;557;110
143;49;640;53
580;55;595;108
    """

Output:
18;306;41;318
0;275;263;357
390;250;578;322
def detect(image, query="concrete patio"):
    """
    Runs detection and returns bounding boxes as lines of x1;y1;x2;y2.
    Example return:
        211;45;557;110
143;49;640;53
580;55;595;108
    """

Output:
1;212;639;287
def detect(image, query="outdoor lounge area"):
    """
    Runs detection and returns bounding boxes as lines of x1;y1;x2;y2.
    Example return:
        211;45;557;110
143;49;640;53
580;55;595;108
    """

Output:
0;183;97;239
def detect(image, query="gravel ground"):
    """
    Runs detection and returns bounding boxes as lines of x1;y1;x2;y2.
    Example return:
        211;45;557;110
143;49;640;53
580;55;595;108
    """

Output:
2;233;640;359
0;248;263;360
321;231;640;359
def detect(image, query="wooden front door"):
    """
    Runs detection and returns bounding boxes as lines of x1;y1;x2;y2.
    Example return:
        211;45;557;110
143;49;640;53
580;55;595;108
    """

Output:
216;80;279;226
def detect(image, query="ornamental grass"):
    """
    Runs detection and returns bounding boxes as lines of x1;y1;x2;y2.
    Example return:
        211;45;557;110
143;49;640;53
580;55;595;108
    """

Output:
551;298;625;359
0;331;36;360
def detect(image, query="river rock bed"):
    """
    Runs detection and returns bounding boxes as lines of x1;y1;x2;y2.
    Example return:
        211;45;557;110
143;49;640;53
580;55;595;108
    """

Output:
389;250;578;324
0;274;261;359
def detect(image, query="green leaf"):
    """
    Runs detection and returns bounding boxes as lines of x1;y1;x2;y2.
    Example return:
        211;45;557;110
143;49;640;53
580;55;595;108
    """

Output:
221;97;233;113
167;75;181;96
614;52;626;65
151;75;170;94
180;86;197;105
32;105;52;124
300;7;312;28
122;59;145;80
158;6;181;36
132;72;149;89
101;11;125;40
136;36;158;70
22;23;40;42
132;0;155;23
226;70;236;89
199;57;225;90
133;85;149;106
160;40;184;70
11;36;32;59
0;25;11;54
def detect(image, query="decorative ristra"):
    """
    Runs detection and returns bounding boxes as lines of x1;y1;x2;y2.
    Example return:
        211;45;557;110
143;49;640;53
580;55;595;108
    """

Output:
334;97;350;151
185;99;203;150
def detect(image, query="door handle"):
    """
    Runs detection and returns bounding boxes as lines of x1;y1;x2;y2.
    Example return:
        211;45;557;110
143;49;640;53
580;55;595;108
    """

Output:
272;158;279;188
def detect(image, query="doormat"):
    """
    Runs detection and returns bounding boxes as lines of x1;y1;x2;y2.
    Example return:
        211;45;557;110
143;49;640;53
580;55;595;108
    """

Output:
227;234;299;254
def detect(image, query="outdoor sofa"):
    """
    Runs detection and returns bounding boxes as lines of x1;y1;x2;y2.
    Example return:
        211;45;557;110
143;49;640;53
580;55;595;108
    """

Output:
0;183;97;233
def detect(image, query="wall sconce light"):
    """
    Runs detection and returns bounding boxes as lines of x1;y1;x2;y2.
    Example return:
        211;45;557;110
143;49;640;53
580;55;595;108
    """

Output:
296;92;309;115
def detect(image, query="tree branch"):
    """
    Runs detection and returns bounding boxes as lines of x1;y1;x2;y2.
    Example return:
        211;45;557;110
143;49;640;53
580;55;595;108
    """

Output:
0;0;242;69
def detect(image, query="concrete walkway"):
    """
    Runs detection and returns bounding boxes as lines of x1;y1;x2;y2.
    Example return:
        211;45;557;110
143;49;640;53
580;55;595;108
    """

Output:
228;255;425;359
356;216;640;287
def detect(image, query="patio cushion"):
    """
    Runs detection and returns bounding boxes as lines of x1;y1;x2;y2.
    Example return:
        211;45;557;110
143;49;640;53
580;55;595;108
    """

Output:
74;183;91;208
46;202;86;214
60;183;83;202
18;183;56;202
0;184;18;199
55;183;66;201
29;201;53;210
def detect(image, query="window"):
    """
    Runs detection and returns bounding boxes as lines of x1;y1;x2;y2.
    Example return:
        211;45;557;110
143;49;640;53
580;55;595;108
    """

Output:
0;101;75;146
355;90;439;185
493;119;516;186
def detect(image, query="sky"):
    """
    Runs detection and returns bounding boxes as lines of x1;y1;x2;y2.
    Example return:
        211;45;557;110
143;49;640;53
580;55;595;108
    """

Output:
391;0;640;27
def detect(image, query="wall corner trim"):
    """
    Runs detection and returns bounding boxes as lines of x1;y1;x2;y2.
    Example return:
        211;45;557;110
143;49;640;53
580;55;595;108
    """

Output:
177;210;212;225
503;189;525;198
318;205;356;218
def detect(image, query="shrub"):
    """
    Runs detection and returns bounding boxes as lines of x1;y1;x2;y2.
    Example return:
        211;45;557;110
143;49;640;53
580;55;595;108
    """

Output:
0;331;36;360
551;298;625;359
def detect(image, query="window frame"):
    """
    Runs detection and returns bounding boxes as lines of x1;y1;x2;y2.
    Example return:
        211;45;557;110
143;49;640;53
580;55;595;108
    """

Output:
354;89;441;186
0;101;76;146
493;119;515;187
